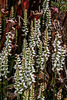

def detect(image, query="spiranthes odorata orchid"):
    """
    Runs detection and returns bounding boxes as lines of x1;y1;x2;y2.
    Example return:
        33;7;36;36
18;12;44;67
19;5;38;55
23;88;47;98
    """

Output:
14;39;35;99
52;32;65;75
5;32;12;55
59;47;65;68
43;29;50;65
0;48;9;80
36;41;44;70
29;21;35;57
0;31;13;81
11;6;14;19
14;54;24;96
0;31;13;99
39;42;43;69
57;89;62;100
37;83;45;100
22;39;35;85
29;84;35;99
43;0;51;35
22;9;28;36
43;0;49;26
14;55;28;100
0;47;9;100
34;18;41;47
46;9;51;35
25;48;35;87
43;0;49;17
22;38;27;59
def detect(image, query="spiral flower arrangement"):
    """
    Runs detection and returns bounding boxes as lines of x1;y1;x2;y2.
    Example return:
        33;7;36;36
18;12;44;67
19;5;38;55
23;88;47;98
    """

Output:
43;0;51;35
0;32;12;81
52;32;65;75
0;30;13;99
14;55;24;96
5;32;12;55
25;47;35;86
43;0;49;16
34;18;41;47
22;9;28;36
0;0;66;99
29;21;35;57
36;41;44;70
14;39;35;99
43;29;50;64
57;89;62;100
0;48;9;81
46;9;51;34
38;41;43;69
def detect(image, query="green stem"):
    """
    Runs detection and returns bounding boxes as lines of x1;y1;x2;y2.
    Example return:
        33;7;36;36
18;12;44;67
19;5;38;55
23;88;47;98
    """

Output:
44;58;46;96
3;77;5;99
17;93;20;100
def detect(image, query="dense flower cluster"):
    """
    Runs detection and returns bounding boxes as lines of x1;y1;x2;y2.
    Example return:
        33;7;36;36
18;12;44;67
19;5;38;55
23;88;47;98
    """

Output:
0;0;66;99
29;19;49;70
29;21;35;57
33;19;44;70
43;0;49;16
46;9;51;34
22;9;28;36
52;32;65;75
5;32;12;55
34;18;41;47
14;39;35;96
37;83;45;100
57;89;62;100
43;0;51;34
0;48;9;81
14;54;23;94
36;41;44;69
43;29;50;62
0;32;12;81
25;47;35;85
